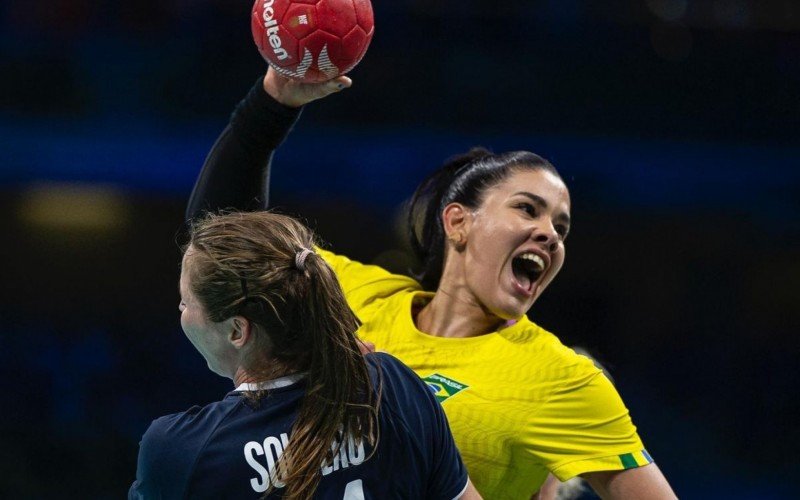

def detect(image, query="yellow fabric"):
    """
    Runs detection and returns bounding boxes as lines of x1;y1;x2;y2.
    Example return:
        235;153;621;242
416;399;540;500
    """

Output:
319;249;647;499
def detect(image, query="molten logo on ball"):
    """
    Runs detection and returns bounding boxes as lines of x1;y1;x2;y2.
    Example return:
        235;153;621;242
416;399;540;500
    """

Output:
252;0;375;83
259;0;289;61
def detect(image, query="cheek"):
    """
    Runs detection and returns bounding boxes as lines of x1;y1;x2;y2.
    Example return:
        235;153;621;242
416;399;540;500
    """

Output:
180;310;192;333
556;245;566;269
180;309;204;341
545;247;566;284
470;220;518;261
465;221;520;284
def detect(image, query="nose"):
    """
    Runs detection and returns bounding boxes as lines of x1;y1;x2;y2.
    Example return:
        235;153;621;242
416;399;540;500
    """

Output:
532;223;559;253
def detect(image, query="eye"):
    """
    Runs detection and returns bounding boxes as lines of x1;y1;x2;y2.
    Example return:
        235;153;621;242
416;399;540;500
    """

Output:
516;202;536;216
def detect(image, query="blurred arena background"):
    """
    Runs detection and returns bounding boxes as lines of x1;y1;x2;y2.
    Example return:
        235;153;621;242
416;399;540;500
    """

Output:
1;0;798;497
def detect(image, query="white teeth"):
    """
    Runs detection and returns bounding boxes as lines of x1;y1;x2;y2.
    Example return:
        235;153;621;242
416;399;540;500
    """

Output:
519;253;545;270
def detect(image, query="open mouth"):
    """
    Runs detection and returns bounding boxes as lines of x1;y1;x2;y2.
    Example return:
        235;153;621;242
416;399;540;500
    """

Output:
511;252;545;291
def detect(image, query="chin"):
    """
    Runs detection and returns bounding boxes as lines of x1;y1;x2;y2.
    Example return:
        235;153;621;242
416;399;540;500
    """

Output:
206;361;224;377
483;288;538;322
489;302;530;322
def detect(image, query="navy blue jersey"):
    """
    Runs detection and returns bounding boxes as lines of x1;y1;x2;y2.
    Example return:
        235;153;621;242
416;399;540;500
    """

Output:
129;353;468;499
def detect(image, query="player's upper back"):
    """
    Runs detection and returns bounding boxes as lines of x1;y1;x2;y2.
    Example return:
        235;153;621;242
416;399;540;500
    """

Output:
129;353;467;500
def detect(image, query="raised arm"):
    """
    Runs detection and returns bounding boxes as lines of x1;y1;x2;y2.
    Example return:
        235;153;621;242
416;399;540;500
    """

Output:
185;68;351;221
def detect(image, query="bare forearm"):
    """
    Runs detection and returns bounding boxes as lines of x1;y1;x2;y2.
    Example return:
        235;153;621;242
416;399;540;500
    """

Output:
584;464;677;499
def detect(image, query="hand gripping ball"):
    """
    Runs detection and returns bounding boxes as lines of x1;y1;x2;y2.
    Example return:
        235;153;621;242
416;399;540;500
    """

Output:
252;0;375;83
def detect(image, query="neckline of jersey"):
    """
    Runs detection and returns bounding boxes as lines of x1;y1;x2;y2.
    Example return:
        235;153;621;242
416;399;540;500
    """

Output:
404;291;532;346
234;373;306;392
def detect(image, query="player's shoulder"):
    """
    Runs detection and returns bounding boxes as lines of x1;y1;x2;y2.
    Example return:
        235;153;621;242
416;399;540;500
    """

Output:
367;349;420;373
365;351;423;392
365;352;437;415
143;396;243;459
363;352;451;458
131;396;244;499
507;318;601;382
317;248;421;291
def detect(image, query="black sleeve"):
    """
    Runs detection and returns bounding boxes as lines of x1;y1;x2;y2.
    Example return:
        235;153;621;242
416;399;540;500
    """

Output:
185;77;303;221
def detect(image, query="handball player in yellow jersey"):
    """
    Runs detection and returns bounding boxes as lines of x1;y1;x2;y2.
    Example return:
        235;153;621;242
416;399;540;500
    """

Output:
187;68;677;499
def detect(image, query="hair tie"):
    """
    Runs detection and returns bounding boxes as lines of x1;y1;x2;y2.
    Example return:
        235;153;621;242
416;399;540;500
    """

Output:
295;248;314;271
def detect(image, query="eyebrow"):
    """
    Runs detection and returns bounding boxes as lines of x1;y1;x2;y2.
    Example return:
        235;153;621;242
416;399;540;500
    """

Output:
513;191;571;226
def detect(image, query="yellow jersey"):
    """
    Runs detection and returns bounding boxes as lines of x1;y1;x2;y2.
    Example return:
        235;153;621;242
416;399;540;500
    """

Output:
320;249;652;499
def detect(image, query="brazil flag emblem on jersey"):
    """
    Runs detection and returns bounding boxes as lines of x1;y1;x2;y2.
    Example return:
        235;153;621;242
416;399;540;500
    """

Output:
423;373;469;403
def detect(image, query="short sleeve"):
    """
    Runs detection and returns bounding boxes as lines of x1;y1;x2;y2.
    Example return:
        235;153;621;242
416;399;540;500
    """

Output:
532;372;652;481
128;414;198;500
130;419;177;499
318;249;419;318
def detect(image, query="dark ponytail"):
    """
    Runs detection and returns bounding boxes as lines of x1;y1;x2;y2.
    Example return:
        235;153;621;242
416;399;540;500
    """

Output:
186;211;378;499
407;147;560;290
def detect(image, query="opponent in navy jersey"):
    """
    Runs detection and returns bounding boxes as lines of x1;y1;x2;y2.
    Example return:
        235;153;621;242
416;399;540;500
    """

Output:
130;353;467;499
129;211;478;499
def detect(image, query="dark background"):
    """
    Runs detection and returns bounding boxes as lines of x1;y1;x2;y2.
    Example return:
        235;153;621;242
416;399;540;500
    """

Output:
1;0;798;498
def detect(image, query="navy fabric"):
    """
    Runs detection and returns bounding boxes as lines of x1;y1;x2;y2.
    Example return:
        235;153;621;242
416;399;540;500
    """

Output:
129;353;467;499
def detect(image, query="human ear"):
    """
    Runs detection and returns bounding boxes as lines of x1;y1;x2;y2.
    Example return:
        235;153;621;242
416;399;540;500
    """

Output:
442;203;470;247
229;316;252;349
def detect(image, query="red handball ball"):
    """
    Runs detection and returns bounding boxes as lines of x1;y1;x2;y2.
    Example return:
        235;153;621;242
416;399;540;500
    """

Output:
251;0;375;83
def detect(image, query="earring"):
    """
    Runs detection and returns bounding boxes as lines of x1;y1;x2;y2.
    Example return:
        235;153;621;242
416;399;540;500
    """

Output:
449;232;465;246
